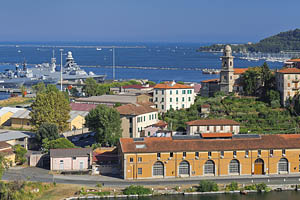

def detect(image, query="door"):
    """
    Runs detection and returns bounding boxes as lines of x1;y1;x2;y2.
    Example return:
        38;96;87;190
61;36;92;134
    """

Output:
59;160;64;170
80;161;84;170
254;159;264;175
213;126;216;132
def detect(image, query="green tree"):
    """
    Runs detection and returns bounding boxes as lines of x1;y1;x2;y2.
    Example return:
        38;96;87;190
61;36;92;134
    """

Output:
36;123;59;143
42;138;76;153
0;154;9;179
30;90;71;132
146;81;156;86
70;87;79;97
242;67;261;96
32;82;46;94
83;78;98;96
13;144;27;165
85;105;122;146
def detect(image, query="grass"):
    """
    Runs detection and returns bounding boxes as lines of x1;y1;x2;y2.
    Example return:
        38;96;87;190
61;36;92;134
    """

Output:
38;184;82;200
0;97;34;107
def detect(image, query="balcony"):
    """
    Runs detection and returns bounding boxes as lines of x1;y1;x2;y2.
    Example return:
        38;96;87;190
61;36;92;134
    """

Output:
292;87;299;91
292;79;300;83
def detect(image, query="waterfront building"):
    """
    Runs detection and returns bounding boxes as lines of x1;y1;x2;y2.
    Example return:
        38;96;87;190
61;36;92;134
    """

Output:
116;103;159;138
186;119;240;135
153;81;195;112
110;84;154;95
119;134;300;179
276;68;300;106
201;45;248;97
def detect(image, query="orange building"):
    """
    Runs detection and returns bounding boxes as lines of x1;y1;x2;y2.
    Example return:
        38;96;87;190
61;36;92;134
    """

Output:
119;134;300;179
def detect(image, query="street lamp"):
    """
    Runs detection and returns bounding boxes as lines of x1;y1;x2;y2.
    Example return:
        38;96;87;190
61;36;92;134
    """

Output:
59;49;64;91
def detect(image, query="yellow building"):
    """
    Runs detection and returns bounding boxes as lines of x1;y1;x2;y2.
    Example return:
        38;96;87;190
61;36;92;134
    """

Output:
119;134;300;179
0;107;27;126
0;141;16;166
10;110;32;130
68;111;88;130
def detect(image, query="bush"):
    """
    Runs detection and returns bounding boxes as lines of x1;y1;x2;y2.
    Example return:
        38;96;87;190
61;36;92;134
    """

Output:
256;183;268;192
123;185;151;195
197;180;219;192
225;181;239;191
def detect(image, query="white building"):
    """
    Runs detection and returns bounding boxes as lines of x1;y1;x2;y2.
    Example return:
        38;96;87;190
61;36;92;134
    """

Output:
153;81;195;112
116;103;159;138
186;119;240;135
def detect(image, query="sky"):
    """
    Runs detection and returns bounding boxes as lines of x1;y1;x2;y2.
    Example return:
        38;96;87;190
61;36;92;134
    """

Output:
0;0;299;43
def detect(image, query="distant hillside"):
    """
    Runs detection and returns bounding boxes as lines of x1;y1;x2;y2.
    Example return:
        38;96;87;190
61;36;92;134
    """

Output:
198;29;300;53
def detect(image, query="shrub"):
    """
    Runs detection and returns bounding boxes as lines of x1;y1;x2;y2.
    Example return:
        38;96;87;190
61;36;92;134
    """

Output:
225;181;239;191
256;183;268;192
123;185;151;195
244;184;257;190
197;180;219;192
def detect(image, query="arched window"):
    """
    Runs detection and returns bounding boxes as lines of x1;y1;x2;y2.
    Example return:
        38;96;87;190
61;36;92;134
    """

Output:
229;159;240;174
179;160;190;175
204;160;215;175
278;158;288;173
153;161;164;176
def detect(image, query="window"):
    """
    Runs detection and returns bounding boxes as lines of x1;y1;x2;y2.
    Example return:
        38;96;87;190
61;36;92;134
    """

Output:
170;105;172;109
129;117;133;123
161;105;164;110
278;158;288;173
170;152;173;158
157;153;161;158
195;152;199;157
207;126;210;131
155;97;158;102
288;75;290;80
155;90;158;95
144;116;146;121
153;161;164;176
221;126;224;131
288;83;290;87
208;151;212;157
282;149;286;156
161;98;164;102
221;151;224;157
245;150;249;157
176;90;178;94
258;150;261;156
182;90;186;94
270;149;273;157
188;97;191;102
179;161;190;175
162;90;164;95
233;151;237;157
170;98;172;102
183;152;186;157
130;158;133;163
204;160;215;174
229;159;240;174
176;97;178;102
182;104;184;108
170;90;172;95
138;157;142;162
148;131;150;136
138;168;142;175
72;157;76;160
182;97;185;102
149;115;151;120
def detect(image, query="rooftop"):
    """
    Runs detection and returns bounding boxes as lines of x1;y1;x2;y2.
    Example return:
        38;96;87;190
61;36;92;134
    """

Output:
0;130;30;142
67;111;89;122
116;103;157;116
278;68;300;74
201;78;219;83
0;107;26;117
122;84;154;89
11;109;31;119
50;148;92;158
200;132;232;138
186;119;240;126
154;81;193;89
70;103;97;111
120;134;300;153
234;68;248;74
76;95;138;104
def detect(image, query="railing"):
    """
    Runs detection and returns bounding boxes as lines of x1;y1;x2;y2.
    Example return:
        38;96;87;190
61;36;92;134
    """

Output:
292;79;300;83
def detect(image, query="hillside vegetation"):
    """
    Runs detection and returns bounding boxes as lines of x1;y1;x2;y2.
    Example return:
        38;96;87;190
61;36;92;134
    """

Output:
198;29;300;53
163;95;300;134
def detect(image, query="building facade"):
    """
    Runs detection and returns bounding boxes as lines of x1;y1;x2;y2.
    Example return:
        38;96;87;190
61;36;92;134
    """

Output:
119;135;300;179
153;81;195;112
50;148;92;171
116;104;159;138
276;68;300;106
186;119;240;135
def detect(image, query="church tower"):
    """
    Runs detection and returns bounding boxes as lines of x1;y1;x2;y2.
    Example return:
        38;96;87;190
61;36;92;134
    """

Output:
219;45;234;93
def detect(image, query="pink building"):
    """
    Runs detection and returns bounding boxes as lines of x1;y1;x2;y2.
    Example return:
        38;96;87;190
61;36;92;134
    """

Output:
50;148;92;171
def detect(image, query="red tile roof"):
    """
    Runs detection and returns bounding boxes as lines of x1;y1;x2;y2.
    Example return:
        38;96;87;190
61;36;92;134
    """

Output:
116;103;158;116
201;133;232;138
154;82;193;89
278;68;300;74
234;68;248;74
287;59;300;62
201;104;210;108
153;120;168;128
70;103;97;112
201;79;219;83
120;134;300;153
122;85;153;89
186;119;239;126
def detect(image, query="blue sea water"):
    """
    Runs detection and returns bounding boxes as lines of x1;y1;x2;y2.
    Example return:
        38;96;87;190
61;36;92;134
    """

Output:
0;42;283;83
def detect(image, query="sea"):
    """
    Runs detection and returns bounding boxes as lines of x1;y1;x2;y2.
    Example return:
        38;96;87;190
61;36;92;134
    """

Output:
0;42;284;83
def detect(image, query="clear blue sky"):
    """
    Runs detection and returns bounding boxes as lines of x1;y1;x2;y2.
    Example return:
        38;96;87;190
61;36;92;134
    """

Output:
0;0;299;43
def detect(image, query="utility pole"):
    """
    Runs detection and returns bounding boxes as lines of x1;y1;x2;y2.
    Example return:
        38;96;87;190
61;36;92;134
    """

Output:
112;47;115;81
60;49;64;91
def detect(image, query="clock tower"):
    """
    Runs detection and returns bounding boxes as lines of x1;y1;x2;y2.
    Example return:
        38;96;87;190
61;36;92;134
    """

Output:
219;45;234;93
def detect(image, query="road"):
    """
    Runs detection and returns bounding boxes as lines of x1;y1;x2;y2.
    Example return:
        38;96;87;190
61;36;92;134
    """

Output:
3;167;300;187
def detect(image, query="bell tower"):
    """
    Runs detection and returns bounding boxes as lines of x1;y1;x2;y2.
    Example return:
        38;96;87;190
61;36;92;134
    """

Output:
219;45;234;93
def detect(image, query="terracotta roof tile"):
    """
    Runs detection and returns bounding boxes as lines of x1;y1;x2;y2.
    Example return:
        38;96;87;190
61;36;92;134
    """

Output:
201;133;232;138
201;104;210;108
120;134;300;153
201;79;219;83
154;82;193;89
116;103;158;116
186;119;239;126
234;68;248;74
153;120;168;128
278;68;300;74
70;103;97;111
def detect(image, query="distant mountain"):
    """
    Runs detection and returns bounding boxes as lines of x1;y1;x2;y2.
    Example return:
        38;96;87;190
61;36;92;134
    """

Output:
198;29;300;53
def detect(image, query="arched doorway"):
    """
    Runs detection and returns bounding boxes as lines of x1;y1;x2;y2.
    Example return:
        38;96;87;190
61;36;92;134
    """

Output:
278;158;289;174
179;160;190;175
204;160;215;175
254;158;264;175
153;161;164;177
229;159;240;174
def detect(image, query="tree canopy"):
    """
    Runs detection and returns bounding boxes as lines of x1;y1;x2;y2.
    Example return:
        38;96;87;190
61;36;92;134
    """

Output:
85;104;122;146
41;138;76;153
13;144;27;165
30;84;71;132
36;123;59;143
